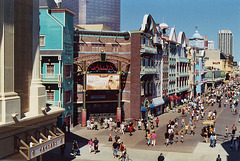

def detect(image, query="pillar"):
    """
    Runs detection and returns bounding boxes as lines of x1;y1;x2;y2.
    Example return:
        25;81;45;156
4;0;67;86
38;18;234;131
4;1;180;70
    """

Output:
81;61;87;126
81;108;86;126
0;0;21;123
29;0;46;115
116;107;121;122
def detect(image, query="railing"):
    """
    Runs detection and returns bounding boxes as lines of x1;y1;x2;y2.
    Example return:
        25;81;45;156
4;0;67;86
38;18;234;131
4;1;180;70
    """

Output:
41;74;61;82
177;86;189;92
179;57;190;63
177;72;189;77
140;44;157;54
140;66;157;74
46;101;62;107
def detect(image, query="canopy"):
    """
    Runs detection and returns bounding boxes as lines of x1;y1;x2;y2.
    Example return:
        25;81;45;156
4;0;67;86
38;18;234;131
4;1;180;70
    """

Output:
173;94;179;100
141;106;147;112
152;97;165;107
149;104;155;108
163;97;171;105
169;96;174;102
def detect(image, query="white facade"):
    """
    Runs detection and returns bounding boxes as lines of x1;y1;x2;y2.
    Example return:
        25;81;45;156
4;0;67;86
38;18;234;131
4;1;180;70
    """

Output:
208;40;215;49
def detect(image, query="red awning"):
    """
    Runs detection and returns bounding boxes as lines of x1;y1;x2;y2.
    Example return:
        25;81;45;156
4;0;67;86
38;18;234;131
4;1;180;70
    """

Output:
169;96;174;102
178;96;181;100
185;94;189;97
173;94;178;100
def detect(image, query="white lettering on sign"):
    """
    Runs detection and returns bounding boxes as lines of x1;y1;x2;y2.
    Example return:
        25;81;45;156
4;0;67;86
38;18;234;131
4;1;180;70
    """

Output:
29;135;65;159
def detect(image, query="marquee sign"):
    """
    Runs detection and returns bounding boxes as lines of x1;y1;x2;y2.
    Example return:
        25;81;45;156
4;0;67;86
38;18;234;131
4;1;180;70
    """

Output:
18;127;65;161
87;61;117;73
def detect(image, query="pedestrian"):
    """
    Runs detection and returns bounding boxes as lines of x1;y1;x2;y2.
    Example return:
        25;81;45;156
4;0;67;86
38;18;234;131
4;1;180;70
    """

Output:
235;138;239;151
180;131;184;143
190;124;195;135
87;119;91;130
210;134;215;148
112;140;118;158
156;117;159;127
93;137;99;154
175;131;179;143
117;119;121;132
138;119;142;130
71;140;80;156
129;124;133;136
164;132;169;146
185;124;189;135
88;138;93;153
120;123;125;134
181;118;185;127
158;153;165;161
151;131;156;146
146;131;151;146
232;124;237;137
216;154;221;161
225;126;229;139
169;132;174;144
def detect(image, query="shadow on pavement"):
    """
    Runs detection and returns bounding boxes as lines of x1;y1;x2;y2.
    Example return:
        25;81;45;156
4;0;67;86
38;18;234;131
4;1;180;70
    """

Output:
42;132;89;161
221;139;240;161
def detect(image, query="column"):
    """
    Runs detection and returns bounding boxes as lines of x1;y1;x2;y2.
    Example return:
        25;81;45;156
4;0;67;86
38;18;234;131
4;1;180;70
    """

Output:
29;0;46;115
117;61;122;122
81;61;87;126
0;0;21;123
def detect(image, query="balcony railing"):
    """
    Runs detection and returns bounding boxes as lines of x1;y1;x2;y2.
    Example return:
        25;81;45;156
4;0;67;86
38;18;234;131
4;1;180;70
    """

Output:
177;72;189;77
41;74;61;82
140;66;157;74
140;44;157;54
177;85;189;92
46;101;62;107
179;58;190;63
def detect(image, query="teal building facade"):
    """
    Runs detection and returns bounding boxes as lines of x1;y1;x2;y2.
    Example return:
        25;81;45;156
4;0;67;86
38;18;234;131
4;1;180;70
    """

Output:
39;5;75;128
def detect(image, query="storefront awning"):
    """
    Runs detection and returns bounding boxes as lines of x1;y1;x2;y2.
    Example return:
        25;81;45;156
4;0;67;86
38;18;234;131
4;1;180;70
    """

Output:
150;104;155;108
173;94;179;100
152;97;165;107
141;106;147;112
169;96;174;102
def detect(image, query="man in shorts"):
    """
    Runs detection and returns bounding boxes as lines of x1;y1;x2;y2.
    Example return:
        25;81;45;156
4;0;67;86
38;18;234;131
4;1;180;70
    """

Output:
112;140;118;158
93;137;99;154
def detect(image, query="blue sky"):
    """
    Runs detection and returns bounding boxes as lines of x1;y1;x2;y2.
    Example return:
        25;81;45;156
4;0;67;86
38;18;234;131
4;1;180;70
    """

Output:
121;0;240;62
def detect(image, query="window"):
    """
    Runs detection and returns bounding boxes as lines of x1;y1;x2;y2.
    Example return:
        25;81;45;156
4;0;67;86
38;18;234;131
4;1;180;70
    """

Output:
47;90;54;101
40;35;45;47
149;82;152;94
79;44;84;51
145;38;149;46
112;44;118;52
145;82;148;95
64;90;72;104
92;44;98;52
145;58;148;67
47;64;54;74
64;64;72;78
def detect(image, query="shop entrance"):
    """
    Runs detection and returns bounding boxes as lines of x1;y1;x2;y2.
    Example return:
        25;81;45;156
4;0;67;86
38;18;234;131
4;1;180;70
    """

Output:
87;102;118;121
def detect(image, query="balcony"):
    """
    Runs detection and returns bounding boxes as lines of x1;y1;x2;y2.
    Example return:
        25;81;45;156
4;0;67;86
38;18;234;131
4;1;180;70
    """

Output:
178;58;189;63
140;66;157;75
169;59;176;65
177;72;189;77
140;44;157;54
46;101;62;107
177;86;189;92
41;74;61;82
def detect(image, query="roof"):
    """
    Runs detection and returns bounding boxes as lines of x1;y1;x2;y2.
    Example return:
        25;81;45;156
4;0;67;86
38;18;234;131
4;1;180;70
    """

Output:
39;0;57;8
159;23;169;29
191;27;203;40
76;24;113;31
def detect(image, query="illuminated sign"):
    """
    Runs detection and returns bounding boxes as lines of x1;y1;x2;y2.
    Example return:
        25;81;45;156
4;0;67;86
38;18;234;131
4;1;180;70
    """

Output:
87;74;120;90
87;61;117;73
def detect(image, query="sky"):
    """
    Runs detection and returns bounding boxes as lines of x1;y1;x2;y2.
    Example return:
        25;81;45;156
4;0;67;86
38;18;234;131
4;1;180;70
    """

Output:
120;0;240;62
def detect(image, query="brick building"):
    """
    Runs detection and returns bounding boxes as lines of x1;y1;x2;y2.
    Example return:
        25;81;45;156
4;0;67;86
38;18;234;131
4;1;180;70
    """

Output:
73;15;163;125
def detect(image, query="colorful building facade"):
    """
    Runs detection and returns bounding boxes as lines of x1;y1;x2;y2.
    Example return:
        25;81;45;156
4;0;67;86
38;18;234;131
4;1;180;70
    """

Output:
39;4;75;127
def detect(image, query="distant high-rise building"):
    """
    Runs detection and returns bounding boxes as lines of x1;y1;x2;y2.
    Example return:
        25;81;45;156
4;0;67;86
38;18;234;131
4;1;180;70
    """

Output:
218;30;233;55
61;0;120;31
208;40;215;49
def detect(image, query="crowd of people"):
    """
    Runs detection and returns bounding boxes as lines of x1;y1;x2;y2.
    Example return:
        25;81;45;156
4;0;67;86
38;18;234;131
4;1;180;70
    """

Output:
67;80;240;160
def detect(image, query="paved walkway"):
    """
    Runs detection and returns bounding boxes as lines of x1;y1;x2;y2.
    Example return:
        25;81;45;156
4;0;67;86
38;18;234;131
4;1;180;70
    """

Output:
43;93;240;161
